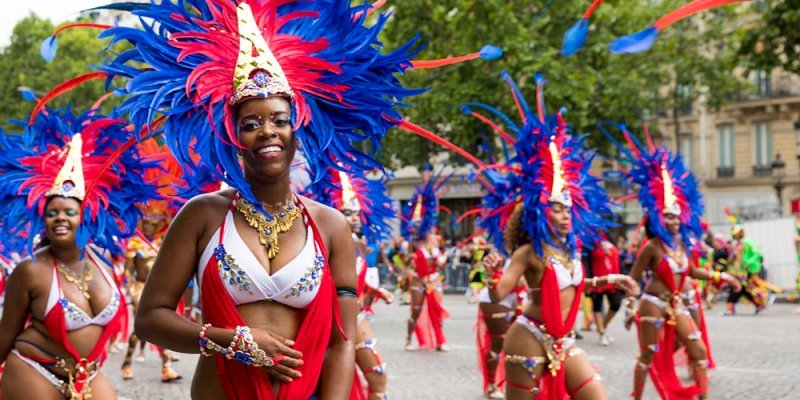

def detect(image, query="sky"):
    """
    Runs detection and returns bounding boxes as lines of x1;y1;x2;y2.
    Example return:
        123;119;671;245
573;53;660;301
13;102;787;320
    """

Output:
2;1;108;47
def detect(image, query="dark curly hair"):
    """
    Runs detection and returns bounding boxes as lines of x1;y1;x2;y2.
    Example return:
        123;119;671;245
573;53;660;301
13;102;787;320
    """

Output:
504;203;531;254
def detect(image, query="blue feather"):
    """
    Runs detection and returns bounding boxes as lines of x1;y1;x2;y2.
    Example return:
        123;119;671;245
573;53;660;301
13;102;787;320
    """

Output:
40;36;58;62
609;26;660;54
479;45;503;60
20;89;37;101
562;18;589;57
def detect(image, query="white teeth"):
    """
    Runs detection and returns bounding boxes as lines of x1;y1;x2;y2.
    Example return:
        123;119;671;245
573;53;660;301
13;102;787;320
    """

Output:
54;227;69;234
258;145;282;154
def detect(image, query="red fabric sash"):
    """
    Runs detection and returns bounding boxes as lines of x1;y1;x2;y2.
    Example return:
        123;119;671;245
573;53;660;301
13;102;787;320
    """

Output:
537;263;584;400
200;202;344;400
42;247;126;398
645;245;701;400
475;308;506;393
692;281;715;369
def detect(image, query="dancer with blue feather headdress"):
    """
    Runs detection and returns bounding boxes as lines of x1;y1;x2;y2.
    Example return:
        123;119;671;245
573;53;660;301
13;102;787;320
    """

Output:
406;72;640;399
600;123;740;400
36;1;501;398
0;104;160;400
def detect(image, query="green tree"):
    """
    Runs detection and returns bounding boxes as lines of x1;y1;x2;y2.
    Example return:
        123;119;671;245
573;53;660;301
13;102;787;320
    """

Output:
0;14;119;132
737;0;800;76
378;0;746;169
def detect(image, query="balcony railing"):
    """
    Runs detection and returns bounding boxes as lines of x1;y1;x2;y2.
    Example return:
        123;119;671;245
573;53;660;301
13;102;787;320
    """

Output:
752;165;772;177
716;166;734;178
728;75;800;102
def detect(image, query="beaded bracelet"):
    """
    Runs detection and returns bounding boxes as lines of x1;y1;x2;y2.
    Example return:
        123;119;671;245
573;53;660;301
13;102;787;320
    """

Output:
226;326;274;367
198;323;230;358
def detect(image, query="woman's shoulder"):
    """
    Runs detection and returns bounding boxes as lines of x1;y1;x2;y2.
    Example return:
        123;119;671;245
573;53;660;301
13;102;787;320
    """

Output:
11;249;52;285
175;189;236;223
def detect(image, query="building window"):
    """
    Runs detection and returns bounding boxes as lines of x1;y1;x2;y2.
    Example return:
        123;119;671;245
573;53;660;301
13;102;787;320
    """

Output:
716;125;734;177
679;136;692;170
753;122;772;176
753;70;772;97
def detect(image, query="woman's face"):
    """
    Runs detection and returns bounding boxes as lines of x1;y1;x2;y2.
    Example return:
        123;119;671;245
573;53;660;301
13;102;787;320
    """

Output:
341;205;361;234
44;196;81;246
235;97;296;180
665;213;681;235
546;202;571;236
140;215;165;238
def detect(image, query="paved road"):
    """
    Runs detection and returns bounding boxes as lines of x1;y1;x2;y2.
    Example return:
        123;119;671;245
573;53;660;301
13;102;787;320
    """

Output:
107;296;800;399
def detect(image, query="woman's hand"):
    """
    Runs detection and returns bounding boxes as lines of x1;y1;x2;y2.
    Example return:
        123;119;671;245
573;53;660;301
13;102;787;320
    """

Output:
482;252;505;276
611;275;640;297
378;288;394;304
623;297;637;331
250;328;304;382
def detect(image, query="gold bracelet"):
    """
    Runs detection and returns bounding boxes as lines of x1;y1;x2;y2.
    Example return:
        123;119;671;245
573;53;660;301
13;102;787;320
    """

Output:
712;271;721;283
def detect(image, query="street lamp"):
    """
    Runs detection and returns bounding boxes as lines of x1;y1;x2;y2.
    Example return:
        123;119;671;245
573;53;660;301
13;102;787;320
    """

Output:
772;153;786;214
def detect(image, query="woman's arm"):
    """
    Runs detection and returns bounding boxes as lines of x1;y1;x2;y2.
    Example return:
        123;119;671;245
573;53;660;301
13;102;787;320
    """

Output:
486;245;533;303
318;208;357;400
0;260;35;363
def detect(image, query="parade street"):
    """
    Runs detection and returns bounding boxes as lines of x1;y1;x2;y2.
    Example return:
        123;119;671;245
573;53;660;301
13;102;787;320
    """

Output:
107;295;800;400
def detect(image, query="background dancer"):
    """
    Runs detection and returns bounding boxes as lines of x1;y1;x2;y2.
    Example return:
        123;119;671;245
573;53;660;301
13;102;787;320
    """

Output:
306;166;395;399
401;169;452;352
603;123;740;400
0;105;158;400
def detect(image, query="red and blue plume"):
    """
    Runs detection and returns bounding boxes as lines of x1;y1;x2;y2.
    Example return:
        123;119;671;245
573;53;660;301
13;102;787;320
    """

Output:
464;73;615;256
610;0;748;54
0;107;161;256
598;122;704;250
401;167;453;242
562;0;605;57
305;166;396;246
51;0;499;219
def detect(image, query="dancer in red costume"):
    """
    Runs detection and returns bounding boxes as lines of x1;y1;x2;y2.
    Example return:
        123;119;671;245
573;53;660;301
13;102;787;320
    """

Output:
401;169;452;352
304;166;396;400
64;1;501;397
587;235;624;347
432;72;638;399
600;123;740;400
0;104;160;399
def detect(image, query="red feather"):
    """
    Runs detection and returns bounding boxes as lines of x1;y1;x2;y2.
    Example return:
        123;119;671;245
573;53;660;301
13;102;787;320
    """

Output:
654;0;747;30
469;111;515;144
397;120;488;169
411;53;480;69
583;0;605;19
30;72;108;125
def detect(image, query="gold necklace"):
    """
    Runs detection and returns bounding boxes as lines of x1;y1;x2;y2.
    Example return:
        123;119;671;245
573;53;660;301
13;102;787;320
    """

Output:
548;247;574;273
234;195;301;259
56;260;94;300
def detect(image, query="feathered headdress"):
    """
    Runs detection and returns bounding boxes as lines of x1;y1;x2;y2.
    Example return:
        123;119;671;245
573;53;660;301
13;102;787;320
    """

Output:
404;73;615;256
401;167;454;242
41;0;500;217
0;106;160;256
305;166;395;245
600;123;704;250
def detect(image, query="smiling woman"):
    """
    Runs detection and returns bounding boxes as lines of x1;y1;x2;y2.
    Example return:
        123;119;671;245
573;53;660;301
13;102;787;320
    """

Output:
0;106;159;400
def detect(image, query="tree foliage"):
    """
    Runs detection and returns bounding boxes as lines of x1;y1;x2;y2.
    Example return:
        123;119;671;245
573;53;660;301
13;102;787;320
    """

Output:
737;0;800;76
0;14;119;132
378;0;746;169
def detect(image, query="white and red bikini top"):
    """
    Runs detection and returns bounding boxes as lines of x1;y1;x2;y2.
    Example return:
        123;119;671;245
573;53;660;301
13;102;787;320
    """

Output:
531;254;584;292
198;206;324;309
45;253;122;332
